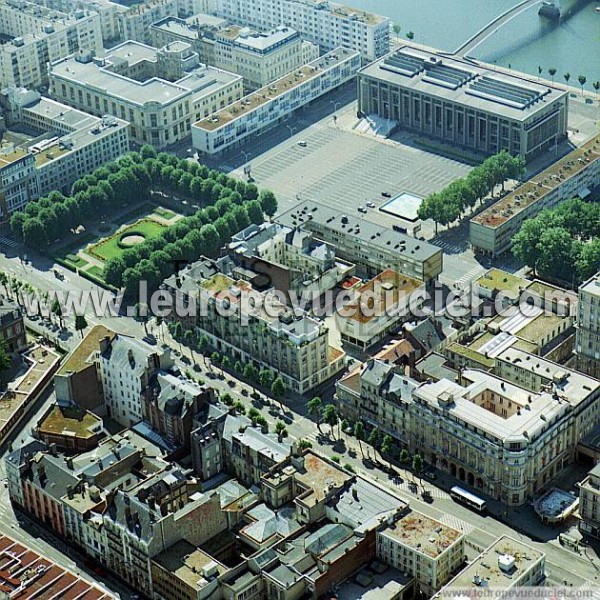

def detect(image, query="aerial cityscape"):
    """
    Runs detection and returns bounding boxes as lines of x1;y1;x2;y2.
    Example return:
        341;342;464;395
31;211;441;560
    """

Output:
0;0;598;599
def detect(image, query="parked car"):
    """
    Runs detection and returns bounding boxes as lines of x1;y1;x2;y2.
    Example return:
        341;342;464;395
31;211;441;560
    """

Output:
297;140;307;147
381;191;392;198
366;201;376;208
358;206;367;213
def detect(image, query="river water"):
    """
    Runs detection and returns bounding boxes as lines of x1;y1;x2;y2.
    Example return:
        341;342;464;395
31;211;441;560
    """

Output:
350;0;600;83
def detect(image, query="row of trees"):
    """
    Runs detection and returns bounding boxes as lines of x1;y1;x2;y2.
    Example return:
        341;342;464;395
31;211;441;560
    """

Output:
512;198;600;284
537;67;599;96
10;144;278;251
417;151;525;233
107;190;274;297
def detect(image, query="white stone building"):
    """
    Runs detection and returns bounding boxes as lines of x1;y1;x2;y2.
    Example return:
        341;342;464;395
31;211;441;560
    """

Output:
576;272;600;379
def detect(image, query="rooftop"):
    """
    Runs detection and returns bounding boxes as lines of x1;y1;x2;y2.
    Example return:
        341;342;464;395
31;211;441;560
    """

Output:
442;536;544;590
194;48;357;130
475;269;529;296
57;325;115;375
382;511;462;558
217;25;300;52
472;133;600;229
300;0;387;25
37;404;102;440
0;147;29;168
362;45;566;120
153;540;225;589
495;347;600;404
580;272;600;298
277;199;442;264
0;533;115;599
51;40;240;108
342;269;422;323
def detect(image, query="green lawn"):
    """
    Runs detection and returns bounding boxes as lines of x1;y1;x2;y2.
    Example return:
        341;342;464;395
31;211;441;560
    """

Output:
87;219;166;262
87;265;105;278
152;206;176;220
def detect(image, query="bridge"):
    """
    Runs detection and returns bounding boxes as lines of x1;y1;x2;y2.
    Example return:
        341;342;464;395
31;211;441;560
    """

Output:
454;0;544;56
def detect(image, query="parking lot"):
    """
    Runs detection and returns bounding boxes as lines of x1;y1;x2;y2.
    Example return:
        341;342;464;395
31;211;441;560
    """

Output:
238;105;473;229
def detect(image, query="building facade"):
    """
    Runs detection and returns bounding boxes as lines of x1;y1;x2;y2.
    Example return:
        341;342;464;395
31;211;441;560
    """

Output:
359;45;568;162
470;133;599;256
579;463;600;538
218;0;390;61
576;272;600;379
0;150;39;225
192;48;360;154
0;0;103;89
277;200;443;283
50;40;243;148
0;299;25;352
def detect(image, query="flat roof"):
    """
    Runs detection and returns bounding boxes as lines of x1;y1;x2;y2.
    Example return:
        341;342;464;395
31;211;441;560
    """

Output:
0;147;28;168
495;347;600;404
580;272;600;298
342;269;422;323
361;45;567;121
277;200;442;264
153;540;224;589
475;269;529;296
442;536;544;590
380;192;423;222
37;405;101;439
193;48;358;130
296;452;352;502
218;26;299;51
472;133;600;229
381;511;462;558
294;0;388;25
57;324;115;375
414;369;568;442
51;41;239;108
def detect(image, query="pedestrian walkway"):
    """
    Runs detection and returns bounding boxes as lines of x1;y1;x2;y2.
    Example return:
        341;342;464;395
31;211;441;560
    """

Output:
437;513;476;535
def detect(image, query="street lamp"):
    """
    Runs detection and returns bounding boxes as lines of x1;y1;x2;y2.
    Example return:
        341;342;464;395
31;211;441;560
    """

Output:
286;124;295;138
330;100;341;113
240;149;251;164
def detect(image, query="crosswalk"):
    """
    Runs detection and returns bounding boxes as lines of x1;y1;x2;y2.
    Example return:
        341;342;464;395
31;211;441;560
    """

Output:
437;513;476;534
431;238;467;255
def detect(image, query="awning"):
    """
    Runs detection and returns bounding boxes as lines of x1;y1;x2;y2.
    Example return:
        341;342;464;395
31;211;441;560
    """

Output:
578;187;591;199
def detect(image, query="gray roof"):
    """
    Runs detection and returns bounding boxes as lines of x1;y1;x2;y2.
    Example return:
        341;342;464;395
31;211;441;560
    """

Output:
415;352;458;382
243;505;300;542
329;477;405;529
100;334;155;376
304;523;352;556
405;317;445;353
277;200;441;264
5;440;47;468
360;45;568;121
361;360;394;388
25;454;80;501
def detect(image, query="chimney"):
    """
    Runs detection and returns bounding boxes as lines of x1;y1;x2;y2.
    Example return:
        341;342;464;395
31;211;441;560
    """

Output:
66;485;74;499
99;336;111;354
66;457;74;470
148;496;156;510
49;443;57;457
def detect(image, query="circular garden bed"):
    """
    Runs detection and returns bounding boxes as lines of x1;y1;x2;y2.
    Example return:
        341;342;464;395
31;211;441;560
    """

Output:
118;231;146;248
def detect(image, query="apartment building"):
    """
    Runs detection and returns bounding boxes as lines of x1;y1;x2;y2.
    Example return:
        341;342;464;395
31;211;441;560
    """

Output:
412;366;600;505
226;222;354;298
50;40;243;148
117;0;181;44
576;272;600;378
150;14;229;64
0;149;39;225
192;48;360;154
31;0;124;44
213;25;317;90
0;0;103;89
470;133;600;256
163;262;346;394
359;45;568;163
98;334;163;427
0;89;129;222
277;200;443;283
192;400;292;485
434;536;545;596
377;512;464;596
335;269;424;349
336;358;417;442
218;0;390;61
0;534;115;599
54;325;116;412
579;463;600;538
0;299;26;353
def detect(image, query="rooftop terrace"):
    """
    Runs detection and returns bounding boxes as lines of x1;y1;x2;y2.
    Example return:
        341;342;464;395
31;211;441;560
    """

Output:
473;133;600;229
0;147;28;168
443;536;543;590
57;325;115;375
382;512;462;558
37;405;102;439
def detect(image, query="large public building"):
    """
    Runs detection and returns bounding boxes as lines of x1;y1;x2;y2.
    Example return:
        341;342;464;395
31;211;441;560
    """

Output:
358;45;568;162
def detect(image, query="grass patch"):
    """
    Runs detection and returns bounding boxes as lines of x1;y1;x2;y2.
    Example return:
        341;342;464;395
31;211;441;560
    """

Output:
87;265;105;279
87;219;165;262
152;206;176;220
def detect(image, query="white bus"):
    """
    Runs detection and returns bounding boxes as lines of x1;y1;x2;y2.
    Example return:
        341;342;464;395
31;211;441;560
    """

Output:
450;486;487;512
